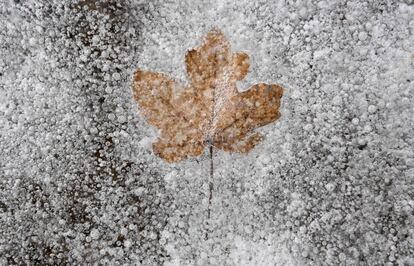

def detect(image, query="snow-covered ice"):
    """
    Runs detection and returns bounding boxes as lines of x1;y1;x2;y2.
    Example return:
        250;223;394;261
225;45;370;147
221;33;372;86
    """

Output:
1;0;413;265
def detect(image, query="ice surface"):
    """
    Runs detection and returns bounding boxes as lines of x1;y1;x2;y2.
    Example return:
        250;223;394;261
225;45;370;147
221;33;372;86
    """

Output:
1;0;413;265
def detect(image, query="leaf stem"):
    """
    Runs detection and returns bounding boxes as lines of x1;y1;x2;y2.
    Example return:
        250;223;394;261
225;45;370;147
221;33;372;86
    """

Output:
208;145;214;220
205;144;214;240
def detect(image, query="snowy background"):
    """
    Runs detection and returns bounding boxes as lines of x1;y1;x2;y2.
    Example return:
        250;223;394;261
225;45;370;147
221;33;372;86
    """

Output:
1;0;414;265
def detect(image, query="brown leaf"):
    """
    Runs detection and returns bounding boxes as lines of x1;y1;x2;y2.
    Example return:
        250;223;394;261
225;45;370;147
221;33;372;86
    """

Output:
132;29;283;163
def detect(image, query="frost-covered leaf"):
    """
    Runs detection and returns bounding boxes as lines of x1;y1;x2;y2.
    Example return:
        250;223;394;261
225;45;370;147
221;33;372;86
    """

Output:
132;29;284;162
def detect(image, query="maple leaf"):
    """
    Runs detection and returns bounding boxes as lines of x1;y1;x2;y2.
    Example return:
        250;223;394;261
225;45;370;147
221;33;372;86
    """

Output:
132;29;283;163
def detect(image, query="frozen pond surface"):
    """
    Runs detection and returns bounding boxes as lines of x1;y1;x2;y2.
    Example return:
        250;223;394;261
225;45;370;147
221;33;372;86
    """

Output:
1;0;413;265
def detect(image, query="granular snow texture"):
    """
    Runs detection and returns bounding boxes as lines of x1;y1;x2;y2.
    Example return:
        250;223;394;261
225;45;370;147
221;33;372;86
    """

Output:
0;0;413;265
